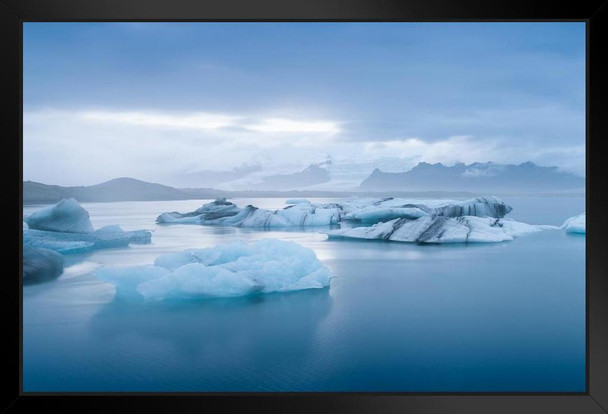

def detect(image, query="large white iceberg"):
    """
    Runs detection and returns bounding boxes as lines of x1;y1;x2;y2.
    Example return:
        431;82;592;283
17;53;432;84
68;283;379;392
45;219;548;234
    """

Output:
23;199;152;254
561;213;586;234
23;245;64;284
156;196;512;228
327;216;554;244
95;239;332;300
25;198;94;233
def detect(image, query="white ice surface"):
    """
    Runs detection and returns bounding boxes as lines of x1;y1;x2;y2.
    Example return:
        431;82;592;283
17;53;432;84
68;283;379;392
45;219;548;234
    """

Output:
561;213;586;234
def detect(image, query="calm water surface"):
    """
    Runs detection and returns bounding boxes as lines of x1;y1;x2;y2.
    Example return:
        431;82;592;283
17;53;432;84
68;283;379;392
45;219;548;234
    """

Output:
23;196;586;392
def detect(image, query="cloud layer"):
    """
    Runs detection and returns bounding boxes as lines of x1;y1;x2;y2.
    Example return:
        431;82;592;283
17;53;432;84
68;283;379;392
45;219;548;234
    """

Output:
23;108;584;187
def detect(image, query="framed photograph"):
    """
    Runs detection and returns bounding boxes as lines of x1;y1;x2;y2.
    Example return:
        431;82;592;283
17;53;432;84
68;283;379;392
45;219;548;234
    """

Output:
4;0;608;413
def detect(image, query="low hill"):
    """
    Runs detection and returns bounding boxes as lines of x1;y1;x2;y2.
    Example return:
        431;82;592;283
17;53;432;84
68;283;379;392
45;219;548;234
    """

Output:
24;178;192;204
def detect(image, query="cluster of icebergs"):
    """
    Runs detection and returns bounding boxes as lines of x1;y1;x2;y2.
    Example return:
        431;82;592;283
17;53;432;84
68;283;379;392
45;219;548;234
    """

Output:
22;196;585;297
22;198;331;297
24;199;152;255
156;196;576;244
23;199;152;283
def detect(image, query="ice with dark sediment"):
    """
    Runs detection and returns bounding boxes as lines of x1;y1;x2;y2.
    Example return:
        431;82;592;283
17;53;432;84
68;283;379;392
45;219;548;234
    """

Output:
157;198;344;227
325;196;558;244
429;196;512;218
326;215;557;244
156;196;513;228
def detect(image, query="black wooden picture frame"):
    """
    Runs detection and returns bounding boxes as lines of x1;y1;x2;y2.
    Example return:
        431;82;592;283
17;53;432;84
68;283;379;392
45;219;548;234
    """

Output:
2;1;607;413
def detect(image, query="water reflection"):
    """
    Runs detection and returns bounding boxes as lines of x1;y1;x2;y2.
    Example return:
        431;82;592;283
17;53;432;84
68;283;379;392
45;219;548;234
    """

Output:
83;288;334;390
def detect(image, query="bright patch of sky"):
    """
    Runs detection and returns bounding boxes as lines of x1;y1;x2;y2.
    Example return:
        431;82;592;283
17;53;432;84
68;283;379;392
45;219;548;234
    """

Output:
23;22;585;186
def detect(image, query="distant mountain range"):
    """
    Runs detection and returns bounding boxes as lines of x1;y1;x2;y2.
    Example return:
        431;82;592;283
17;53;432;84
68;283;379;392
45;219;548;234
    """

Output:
24;177;484;205
167;160;584;193
254;164;330;190
23;161;584;204
359;162;584;192
23;177;197;204
180;164;262;188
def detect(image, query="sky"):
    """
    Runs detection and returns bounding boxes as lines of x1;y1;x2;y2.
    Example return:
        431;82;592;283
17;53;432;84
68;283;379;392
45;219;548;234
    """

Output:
23;22;586;187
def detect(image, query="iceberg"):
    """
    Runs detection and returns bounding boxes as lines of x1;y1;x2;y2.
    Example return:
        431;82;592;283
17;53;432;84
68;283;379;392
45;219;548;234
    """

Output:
561;213;586;234
95;239;333;300
342;203;429;223
23;200;152;254
25;198;94;233
157;198;344;227
156;197;242;224
327;216;550;244
336;195;511;217
24;225;152;254
23;245;64;284
285;199;311;205
430;196;512;218
156;196;512;228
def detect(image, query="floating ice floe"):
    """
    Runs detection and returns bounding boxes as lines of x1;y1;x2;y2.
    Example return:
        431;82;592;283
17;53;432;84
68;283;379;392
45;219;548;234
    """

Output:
561;213;586;234
23;245;65;284
340;197;429;223
23;200;152;254
25;198;94;233
157;198;343;227
156;196;512;228
327;216;556;244
95;239;332;300
24;225;152;254
430;196;513;218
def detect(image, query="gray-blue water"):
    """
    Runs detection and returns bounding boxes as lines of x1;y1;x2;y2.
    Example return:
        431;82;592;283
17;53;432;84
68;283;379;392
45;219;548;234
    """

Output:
23;197;586;392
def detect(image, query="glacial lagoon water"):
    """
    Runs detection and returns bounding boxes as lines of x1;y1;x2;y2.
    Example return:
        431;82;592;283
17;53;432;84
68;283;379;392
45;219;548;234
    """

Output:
23;197;586;392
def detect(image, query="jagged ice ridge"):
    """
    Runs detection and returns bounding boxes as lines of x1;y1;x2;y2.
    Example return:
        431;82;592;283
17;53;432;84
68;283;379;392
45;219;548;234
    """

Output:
156;196;512;228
